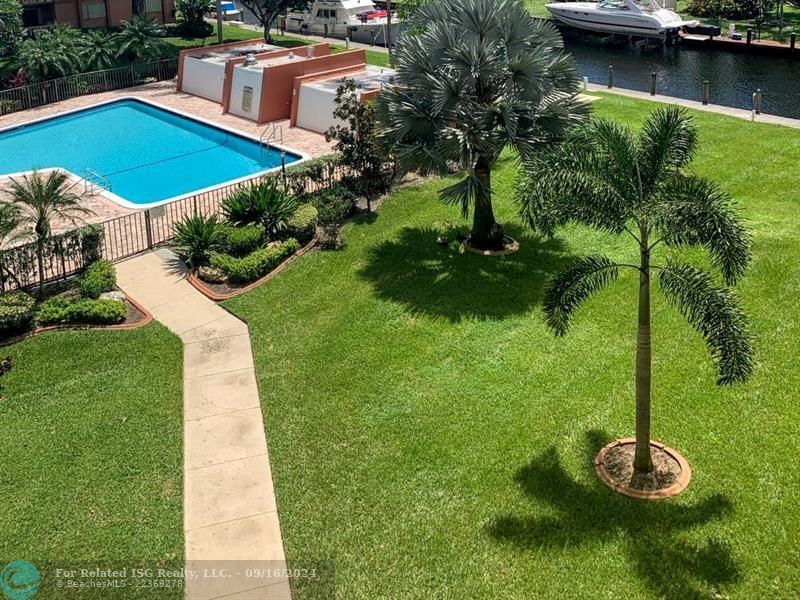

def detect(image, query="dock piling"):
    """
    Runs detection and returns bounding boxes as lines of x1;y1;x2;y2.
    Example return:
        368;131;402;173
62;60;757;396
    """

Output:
746;28;753;45
754;89;762;114
702;80;709;105
650;72;656;96
607;65;614;89
791;32;796;51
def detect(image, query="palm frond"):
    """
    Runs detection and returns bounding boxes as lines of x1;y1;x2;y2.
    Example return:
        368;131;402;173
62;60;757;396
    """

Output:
544;255;621;336
658;261;754;385
655;174;751;284
637;105;697;195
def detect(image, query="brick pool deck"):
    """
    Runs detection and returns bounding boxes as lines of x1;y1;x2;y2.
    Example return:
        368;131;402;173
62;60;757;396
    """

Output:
0;80;333;235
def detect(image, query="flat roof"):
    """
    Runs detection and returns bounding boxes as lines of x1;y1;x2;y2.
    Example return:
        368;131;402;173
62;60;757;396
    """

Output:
188;43;281;64
235;49;321;71
302;65;398;93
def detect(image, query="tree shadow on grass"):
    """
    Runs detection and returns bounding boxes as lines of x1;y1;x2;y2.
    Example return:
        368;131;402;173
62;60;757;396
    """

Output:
356;224;572;321
487;431;741;600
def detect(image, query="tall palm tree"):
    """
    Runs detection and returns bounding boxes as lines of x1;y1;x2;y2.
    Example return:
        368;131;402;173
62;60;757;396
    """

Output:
9;170;93;297
376;0;587;251
116;16;169;63
517;106;753;479
78;29;119;71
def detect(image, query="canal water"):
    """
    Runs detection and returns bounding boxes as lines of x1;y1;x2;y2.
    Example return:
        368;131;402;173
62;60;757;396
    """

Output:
564;36;800;119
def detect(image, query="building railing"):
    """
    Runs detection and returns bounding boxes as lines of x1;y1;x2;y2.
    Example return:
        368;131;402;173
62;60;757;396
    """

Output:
0;59;179;117
0;158;349;293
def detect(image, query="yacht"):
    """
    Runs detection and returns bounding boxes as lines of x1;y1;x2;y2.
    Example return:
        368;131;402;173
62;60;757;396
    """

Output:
546;0;696;40
284;0;400;45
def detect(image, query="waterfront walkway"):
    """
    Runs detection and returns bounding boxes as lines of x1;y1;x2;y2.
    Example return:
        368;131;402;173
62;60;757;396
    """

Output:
117;249;290;600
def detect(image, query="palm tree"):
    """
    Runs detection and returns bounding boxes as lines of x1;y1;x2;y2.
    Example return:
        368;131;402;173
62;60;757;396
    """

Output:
78;29;119;71
376;0;587;251
517;106;753;479
116;16;169;63
15;27;82;81
9;170;93;297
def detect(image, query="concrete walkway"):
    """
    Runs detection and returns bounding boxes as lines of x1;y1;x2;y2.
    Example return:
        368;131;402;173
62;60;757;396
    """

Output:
116;249;290;600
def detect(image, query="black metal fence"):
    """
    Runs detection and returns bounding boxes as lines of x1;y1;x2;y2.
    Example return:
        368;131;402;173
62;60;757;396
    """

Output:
0;60;179;117
0;157;347;292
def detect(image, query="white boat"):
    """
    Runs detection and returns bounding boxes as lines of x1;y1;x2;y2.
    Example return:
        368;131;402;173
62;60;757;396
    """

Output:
546;0;697;39
284;0;400;46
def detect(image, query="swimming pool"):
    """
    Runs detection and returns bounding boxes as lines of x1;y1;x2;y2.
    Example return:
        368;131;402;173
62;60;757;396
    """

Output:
0;98;305;207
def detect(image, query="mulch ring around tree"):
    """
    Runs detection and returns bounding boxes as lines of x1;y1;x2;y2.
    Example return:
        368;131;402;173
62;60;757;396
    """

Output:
462;236;520;257
594;438;692;500
0;292;153;347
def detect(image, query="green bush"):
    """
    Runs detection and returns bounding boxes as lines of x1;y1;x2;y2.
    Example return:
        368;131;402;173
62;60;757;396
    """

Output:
171;214;225;269
219;224;266;257
222;181;298;236
78;259;116;299
0;291;35;336
210;239;300;284
685;0;757;18
287;204;318;242
37;297;126;326
79;225;104;266
308;186;355;225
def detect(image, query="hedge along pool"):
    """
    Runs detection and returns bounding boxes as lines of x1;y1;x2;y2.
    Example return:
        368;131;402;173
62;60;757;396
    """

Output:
0;98;305;208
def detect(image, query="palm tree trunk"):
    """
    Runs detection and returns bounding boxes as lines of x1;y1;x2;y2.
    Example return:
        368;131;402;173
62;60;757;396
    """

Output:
36;239;45;299
633;243;653;474
470;155;504;251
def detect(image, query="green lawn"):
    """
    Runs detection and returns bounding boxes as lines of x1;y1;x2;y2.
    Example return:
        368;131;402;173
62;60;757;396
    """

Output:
0;325;184;596
226;93;800;599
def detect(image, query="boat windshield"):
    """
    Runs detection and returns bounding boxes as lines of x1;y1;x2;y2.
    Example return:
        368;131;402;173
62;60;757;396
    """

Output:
598;0;626;7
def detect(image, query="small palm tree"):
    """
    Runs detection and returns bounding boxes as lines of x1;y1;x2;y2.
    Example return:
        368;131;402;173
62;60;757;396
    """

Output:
171;214;225;270
222;181;298;238
116;16;168;62
78;29;119;71
376;0;587;251
517;106;753;480
15;27;81;81
10;170;92;297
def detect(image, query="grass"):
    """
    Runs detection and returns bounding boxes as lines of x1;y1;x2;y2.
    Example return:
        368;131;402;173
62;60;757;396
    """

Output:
225;93;800;599
164;23;392;66
0;325;184;596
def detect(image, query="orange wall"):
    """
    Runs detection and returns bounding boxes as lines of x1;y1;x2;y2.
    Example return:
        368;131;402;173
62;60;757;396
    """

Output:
53;0;174;27
257;50;367;124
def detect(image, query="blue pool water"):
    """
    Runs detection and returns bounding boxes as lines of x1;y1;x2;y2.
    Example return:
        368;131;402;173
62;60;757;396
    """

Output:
0;99;302;205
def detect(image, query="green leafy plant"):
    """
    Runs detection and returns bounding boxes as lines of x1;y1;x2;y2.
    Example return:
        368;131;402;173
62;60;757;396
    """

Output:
286;203;318;242
222;181;298;237
517;106;753;480
116;16;168;62
36;297;126;325
376;0;587;250
308;186;354;226
175;0;214;35
171;214;225;270
9;170;92;297
0;291;35;337
326;79;391;212
210;238;300;283
77;29;120;71
78;259;116;299
237;0;312;42
15;25;82;81
79;224;103;266
0;0;22;58
219;224;266;257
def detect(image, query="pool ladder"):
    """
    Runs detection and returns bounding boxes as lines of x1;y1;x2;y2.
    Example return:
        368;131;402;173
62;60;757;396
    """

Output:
83;168;112;194
259;124;283;155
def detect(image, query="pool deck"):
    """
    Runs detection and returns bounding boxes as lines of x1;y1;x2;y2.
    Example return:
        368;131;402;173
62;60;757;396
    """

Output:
0;81;334;235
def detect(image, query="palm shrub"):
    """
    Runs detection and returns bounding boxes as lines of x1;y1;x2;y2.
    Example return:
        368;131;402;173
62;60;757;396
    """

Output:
376;0;586;251
516;106;753;479
222;182;298;238
15;26;82;81
9;170;92;298
116;16;168;62
171;214;225;270
78;29;119;71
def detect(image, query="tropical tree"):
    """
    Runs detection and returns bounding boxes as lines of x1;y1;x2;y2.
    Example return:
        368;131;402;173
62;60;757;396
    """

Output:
516;106;753;480
9;170;93;297
237;0;310;42
221;181;297;237
116;16;169;62
376;0;586;251
175;0;214;36
15;26;82;80
325;79;390;212
172;214;225;269
78;29;120;71
0;0;22;57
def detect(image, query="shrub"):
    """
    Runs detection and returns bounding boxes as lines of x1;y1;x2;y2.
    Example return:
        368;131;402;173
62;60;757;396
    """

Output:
171;214;225;269
0;291;35;336
78;259;116;299
219;224;265;257
685;0;758;18
286;204;318;242
79;225;103;266
210;238;300;283
37;297;126;325
222;182;298;237
308;186;355;225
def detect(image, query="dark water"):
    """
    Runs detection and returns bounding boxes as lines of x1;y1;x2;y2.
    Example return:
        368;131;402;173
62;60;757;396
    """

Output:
566;37;800;118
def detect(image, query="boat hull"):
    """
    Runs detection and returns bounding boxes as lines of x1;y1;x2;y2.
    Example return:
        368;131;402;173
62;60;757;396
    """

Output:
547;4;681;38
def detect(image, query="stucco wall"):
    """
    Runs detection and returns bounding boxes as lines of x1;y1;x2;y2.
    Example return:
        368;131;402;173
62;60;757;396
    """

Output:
229;67;264;121
181;58;226;103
